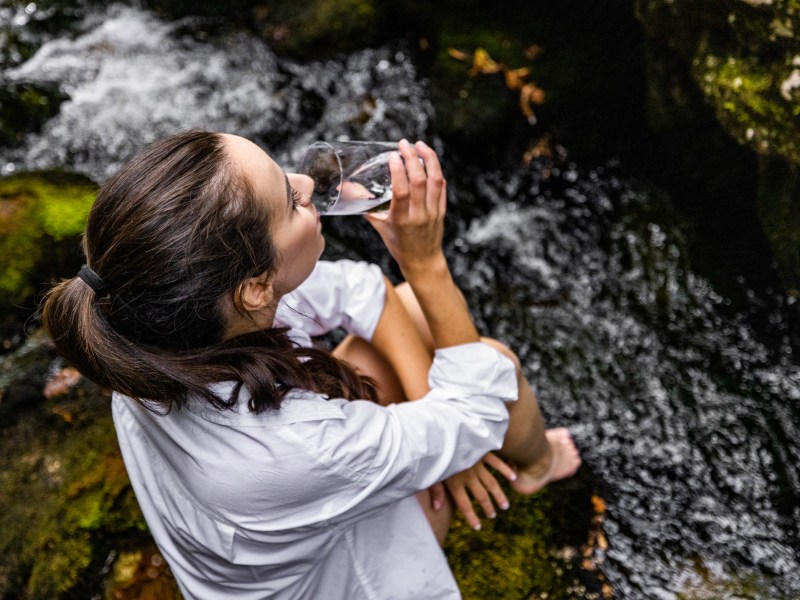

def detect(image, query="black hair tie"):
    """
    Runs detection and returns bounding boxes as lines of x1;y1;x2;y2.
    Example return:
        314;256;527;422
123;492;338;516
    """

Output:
77;264;109;296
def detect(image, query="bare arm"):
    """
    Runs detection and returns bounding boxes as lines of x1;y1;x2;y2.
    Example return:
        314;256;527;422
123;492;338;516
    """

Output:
366;140;479;350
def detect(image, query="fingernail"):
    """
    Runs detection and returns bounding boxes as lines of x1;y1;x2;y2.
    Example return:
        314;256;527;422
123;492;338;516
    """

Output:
500;502;510;511
508;472;518;481
416;140;429;148
489;512;497;519
399;139;410;147
390;151;401;161
433;499;442;511
472;523;482;531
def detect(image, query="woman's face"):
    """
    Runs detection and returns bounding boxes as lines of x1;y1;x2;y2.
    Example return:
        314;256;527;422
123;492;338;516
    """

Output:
223;134;324;297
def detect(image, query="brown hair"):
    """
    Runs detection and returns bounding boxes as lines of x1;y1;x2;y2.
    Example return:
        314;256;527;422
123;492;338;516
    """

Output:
42;130;377;412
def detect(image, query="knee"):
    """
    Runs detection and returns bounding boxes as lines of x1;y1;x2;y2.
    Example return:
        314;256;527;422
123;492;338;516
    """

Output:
479;337;522;373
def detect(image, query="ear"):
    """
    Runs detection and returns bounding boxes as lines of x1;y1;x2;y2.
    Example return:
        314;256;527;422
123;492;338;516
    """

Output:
239;274;274;312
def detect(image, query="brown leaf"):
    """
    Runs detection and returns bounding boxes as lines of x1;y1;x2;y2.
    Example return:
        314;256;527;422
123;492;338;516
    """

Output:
597;531;609;551
504;67;530;90
591;495;607;515
43;366;82;399
469;48;502;76
447;48;470;61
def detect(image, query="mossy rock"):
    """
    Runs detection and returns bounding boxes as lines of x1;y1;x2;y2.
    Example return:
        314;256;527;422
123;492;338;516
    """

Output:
446;479;605;599
634;0;800;166
0;333;166;598
634;0;800;290
0;171;96;322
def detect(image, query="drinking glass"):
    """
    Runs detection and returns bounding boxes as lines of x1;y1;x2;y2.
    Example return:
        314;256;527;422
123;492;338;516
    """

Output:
297;140;398;215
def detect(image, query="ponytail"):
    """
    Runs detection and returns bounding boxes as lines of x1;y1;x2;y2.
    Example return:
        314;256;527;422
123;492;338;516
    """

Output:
43;274;378;413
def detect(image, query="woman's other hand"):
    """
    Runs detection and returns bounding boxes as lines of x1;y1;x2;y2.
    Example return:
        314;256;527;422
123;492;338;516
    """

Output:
444;452;517;531
365;140;447;279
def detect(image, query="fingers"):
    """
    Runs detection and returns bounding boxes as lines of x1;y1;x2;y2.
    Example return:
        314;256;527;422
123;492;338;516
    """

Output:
444;458;514;531
483;452;518;484
414;141;445;216
387;150;409;217
390;139;444;221
448;484;482;531
467;464;498;521
475;461;510;513
398;140;427;218
430;482;446;512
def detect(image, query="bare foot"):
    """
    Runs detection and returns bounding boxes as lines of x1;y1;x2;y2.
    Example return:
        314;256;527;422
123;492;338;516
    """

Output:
510;428;581;495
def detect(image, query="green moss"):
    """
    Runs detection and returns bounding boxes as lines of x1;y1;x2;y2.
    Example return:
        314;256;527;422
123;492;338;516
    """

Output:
635;0;800;166
445;486;598;599
0;171;96;305
0;336;148;598
695;52;800;164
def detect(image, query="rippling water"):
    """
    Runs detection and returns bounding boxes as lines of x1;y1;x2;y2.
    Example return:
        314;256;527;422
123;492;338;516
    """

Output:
3;4;799;597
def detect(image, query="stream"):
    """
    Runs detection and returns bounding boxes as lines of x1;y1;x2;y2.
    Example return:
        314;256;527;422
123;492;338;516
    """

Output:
2;4;800;598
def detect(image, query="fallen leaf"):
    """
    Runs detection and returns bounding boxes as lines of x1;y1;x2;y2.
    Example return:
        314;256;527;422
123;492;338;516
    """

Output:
469;48;502;76
43;366;82;399
591;495;607;515
597;531;609;551
504;67;530;89
447;48;470;61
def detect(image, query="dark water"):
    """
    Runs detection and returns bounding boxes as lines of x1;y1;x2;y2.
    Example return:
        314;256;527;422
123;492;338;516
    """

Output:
2;4;799;598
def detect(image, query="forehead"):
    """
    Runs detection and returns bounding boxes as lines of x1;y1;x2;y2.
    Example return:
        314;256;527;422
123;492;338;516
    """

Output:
221;134;285;208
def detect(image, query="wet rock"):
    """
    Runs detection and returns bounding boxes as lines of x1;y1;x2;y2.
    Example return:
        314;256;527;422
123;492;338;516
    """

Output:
144;0;381;60
0;170;95;337
0;82;68;147
757;156;800;290
446;480;605;599
634;0;800;289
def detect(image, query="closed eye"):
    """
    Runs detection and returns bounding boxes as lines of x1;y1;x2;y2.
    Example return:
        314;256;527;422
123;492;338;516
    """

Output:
289;186;301;210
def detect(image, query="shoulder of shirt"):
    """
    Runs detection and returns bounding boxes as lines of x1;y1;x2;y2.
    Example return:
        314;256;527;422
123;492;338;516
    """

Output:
113;386;351;428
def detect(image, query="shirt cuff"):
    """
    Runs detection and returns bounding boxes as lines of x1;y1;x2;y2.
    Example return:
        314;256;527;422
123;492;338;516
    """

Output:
428;342;519;401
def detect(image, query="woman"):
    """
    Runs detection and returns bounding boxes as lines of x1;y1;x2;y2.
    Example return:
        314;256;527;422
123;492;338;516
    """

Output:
42;131;581;599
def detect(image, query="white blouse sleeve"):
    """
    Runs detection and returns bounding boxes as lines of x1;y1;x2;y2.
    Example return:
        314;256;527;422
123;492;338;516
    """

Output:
280;342;519;522
277;260;386;342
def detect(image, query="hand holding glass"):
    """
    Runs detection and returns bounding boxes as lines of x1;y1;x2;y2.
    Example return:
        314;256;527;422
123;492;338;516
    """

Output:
298;141;399;215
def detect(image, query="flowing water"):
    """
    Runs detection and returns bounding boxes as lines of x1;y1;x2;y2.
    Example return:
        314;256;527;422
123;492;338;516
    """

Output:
2;4;799;598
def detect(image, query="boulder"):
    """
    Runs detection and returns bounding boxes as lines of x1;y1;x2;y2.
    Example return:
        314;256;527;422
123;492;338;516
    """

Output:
635;0;800;289
0;171;95;337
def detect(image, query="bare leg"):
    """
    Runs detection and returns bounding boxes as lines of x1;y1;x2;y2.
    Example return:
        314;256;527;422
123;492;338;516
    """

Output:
394;283;581;492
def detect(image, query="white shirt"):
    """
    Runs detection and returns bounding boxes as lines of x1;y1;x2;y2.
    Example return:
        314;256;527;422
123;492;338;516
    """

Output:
112;260;518;599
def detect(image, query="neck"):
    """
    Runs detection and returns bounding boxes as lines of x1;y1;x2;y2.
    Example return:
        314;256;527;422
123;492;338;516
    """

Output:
223;295;282;340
